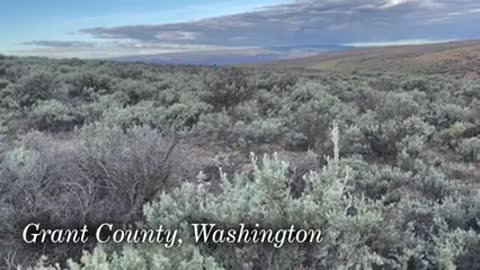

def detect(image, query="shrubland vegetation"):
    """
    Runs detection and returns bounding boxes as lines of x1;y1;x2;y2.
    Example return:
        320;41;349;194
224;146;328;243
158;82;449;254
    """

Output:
0;55;479;269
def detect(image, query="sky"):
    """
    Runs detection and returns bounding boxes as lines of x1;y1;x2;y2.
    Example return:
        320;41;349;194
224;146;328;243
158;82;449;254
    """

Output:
1;0;479;59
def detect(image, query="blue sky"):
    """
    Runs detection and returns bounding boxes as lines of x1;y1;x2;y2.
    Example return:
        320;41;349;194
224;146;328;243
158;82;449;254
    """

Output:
1;0;288;55
1;0;479;59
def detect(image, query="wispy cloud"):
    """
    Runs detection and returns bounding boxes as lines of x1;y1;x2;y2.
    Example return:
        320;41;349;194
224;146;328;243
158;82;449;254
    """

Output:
20;40;96;48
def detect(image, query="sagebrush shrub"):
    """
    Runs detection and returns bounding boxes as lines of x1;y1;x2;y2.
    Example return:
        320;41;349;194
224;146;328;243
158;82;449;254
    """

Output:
30;99;82;131
0;124;177;267
457;137;480;162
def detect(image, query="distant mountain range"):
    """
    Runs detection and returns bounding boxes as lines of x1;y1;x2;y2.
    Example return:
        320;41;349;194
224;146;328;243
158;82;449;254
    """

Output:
113;44;353;66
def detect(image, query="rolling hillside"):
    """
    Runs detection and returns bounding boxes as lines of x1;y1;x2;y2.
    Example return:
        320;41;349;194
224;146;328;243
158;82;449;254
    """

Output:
265;40;480;79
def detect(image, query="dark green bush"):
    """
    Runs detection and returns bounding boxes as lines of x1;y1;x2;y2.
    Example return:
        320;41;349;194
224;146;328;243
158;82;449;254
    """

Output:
287;82;353;149
201;67;253;111
402;77;429;91
14;72;56;107
115;79;157;105
0;78;8;89
64;71;112;99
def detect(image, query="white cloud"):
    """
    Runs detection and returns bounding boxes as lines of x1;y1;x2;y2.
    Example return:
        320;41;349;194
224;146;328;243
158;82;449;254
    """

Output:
380;0;411;8
345;39;456;47
380;0;442;9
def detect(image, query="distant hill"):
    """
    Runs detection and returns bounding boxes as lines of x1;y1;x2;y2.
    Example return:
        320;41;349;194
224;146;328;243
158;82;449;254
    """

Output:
263;40;480;79
114;50;284;66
